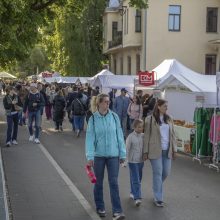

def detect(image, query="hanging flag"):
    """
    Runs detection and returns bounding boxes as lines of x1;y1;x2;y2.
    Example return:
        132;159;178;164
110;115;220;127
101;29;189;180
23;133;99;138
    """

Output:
138;71;155;86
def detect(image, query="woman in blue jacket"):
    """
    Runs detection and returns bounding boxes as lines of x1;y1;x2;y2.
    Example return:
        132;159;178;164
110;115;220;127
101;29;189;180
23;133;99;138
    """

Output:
86;93;126;220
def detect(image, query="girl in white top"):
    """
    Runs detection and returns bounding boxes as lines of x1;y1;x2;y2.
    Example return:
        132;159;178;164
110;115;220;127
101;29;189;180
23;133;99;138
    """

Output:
126;119;144;207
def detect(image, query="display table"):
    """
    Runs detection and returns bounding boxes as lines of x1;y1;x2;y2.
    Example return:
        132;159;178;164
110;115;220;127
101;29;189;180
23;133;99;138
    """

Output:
174;125;195;153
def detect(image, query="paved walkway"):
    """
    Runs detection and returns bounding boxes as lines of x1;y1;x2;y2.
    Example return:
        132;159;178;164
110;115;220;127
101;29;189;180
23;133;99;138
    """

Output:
1;96;220;220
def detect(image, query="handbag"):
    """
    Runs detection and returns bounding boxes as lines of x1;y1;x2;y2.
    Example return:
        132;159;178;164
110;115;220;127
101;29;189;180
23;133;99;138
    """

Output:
14;104;22;112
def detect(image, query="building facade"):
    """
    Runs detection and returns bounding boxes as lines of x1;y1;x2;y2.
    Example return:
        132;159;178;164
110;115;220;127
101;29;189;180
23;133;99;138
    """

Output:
103;0;220;75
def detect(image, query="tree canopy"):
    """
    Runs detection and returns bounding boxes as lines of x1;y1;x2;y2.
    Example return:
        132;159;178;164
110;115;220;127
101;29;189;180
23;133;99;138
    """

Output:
0;0;148;76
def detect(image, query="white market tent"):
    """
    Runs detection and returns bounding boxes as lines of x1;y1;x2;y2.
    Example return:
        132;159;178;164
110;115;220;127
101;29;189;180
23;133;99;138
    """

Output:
78;77;92;84
154;59;217;122
0;71;17;79
89;69;114;87
92;74;137;95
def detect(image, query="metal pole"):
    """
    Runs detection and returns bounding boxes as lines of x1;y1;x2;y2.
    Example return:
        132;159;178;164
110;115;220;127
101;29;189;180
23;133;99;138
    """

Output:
143;8;147;71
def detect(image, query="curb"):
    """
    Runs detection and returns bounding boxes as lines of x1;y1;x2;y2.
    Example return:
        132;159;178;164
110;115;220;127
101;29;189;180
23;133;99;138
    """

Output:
0;147;10;220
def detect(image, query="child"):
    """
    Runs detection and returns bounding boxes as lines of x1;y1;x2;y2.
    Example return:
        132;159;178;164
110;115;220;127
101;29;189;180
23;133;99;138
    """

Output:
126;119;144;207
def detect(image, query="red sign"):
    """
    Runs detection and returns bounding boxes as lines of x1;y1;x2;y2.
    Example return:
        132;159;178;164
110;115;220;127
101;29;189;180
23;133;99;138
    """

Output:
138;71;155;86
42;71;53;78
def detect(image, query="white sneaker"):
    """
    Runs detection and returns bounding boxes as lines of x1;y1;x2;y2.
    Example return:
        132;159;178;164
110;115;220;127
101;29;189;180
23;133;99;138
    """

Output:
6;142;11;147
130;193;134;200
135;199;142;207
12;140;18;145
29;135;34;141
112;213;125;220
34;138;40;144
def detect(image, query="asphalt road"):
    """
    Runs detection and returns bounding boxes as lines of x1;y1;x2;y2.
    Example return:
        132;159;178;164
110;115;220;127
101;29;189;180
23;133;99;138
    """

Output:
1;98;220;220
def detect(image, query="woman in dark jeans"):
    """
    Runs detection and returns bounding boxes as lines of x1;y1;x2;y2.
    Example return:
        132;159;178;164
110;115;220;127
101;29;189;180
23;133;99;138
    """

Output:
53;90;66;131
86;93;126;220
3;86;23;147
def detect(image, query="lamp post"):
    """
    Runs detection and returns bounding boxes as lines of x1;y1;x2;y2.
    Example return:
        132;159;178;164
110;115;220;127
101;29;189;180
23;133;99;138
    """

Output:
119;5;127;75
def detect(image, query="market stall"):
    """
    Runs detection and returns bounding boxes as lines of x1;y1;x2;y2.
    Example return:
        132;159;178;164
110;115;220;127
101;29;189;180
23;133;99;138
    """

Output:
92;74;137;96
88;69;114;87
156;59;217;122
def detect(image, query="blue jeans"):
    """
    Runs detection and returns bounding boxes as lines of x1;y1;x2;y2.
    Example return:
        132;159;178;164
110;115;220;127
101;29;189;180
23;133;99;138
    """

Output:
93;157;123;214
18;111;23;125
73;115;85;131
6;113;18;143
128;162;144;200
150;150;171;202
28;110;41;139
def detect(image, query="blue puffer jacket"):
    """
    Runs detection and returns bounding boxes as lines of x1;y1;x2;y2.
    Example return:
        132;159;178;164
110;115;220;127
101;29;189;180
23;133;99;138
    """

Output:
86;110;126;161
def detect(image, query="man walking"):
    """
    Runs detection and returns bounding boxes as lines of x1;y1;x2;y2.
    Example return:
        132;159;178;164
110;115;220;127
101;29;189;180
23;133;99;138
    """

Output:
23;83;45;144
113;88;130;138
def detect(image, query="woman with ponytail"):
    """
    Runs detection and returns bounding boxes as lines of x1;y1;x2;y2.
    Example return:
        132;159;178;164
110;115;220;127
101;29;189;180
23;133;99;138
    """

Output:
86;93;126;219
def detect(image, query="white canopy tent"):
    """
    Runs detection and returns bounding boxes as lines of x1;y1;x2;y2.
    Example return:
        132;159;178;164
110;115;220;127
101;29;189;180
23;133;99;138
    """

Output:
155;59;217;122
92;74;137;96
89;69;114;87
0;71;17;79
78;77;92;84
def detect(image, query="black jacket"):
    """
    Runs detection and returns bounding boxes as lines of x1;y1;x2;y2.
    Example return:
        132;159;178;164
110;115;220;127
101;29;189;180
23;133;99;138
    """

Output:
53;95;66;121
23;91;45;113
3;94;23;115
71;98;86;116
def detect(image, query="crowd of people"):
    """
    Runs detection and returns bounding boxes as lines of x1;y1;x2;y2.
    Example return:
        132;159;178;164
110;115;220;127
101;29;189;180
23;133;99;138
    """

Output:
1;77;177;220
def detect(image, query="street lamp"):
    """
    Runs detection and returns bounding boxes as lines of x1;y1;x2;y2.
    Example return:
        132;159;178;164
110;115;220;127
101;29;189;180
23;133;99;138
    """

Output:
119;5;127;75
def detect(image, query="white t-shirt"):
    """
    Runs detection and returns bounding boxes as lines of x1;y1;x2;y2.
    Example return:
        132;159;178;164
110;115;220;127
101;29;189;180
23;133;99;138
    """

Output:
159;116;170;150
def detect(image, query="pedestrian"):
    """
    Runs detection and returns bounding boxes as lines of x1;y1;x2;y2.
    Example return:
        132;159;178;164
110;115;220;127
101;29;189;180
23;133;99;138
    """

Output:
126;119;144;207
143;99;177;207
3;86;23;147
37;83;46;130
113;88;130;138
45;86;53;120
127;95;143;128
86;93;126;220
53;89;66;131
108;88;117;110
71;92;86;137
23;83;45;144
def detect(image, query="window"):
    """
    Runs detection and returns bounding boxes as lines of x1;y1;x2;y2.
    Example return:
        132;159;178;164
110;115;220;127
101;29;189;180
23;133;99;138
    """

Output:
168;5;181;31
205;55;216;75
120;57;123;75
127;56;131;75
206;8;218;32
136;54;140;73
112;22;118;40
135;10;141;32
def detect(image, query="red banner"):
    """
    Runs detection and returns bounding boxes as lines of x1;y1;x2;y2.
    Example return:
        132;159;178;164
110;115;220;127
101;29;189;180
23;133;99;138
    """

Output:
138;71;155;86
42;72;53;78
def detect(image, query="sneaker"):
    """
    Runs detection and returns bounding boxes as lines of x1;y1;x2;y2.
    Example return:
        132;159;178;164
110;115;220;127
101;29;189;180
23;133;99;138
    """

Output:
55;127;59;131
154;201;164;207
29;135;34;142
112;213;125;220
76;130;80;137
12;140;18;145
129;193;134;200
6;142;11;147
34;138;40;144
97;210;106;218
135;199;141;207
60;126;63;131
